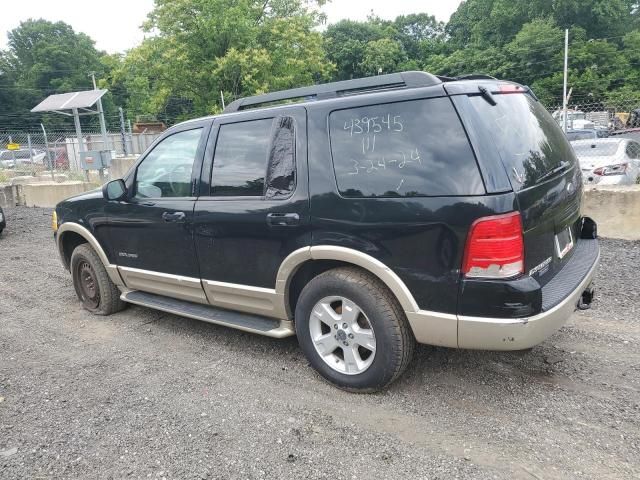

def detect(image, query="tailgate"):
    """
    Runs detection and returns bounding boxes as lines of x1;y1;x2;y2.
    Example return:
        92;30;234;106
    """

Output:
465;87;583;285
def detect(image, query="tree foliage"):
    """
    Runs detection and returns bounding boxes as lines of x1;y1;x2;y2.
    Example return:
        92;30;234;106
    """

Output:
1;0;640;129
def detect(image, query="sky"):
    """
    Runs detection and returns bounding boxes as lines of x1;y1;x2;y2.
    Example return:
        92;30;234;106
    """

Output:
0;0;463;54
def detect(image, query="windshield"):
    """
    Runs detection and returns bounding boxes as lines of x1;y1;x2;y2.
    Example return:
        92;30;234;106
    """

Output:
572;142;619;157
470;92;577;190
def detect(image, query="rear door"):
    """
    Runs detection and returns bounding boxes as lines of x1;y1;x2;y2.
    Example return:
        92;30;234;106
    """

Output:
193;107;310;294
456;86;582;285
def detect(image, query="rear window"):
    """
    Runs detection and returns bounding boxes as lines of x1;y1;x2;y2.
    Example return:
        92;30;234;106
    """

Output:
329;97;484;197
572;142;619;157
469;93;576;190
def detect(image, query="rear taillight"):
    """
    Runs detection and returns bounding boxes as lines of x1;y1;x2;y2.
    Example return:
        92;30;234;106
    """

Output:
462;212;524;279
593;163;628;176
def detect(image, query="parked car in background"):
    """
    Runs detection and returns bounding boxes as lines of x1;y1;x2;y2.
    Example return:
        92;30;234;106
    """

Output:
553;109;595;129
0;148;46;168
573;138;640;185
0;206;6;235
566;129;609;141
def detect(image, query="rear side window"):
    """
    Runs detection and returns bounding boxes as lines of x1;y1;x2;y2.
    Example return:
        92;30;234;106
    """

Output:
212;119;272;196
329;98;484;197
469;93;577;190
211;117;296;197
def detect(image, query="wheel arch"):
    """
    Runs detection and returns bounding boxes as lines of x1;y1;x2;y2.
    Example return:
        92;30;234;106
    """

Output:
277;246;420;319
56;222;124;286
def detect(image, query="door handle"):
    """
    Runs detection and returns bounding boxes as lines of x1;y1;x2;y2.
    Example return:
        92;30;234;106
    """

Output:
266;212;300;226
162;211;186;223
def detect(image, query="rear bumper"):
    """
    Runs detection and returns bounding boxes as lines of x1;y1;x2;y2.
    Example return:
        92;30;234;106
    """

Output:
457;239;600;350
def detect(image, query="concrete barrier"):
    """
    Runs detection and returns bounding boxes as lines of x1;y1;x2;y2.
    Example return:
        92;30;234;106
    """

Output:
109;155;138;180
0;184;18;208
21;182;98;208
582;185;640;241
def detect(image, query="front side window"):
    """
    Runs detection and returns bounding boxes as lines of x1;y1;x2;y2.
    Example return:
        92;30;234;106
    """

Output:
329;98;484;197
135;128;202;198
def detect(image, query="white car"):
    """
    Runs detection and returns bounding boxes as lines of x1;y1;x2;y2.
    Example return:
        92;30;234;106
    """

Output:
572;138;640;185
0;149;46;168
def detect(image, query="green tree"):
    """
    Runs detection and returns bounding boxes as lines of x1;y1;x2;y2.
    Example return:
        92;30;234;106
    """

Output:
0;19;108;130
323;19;388;80
111;0;333;123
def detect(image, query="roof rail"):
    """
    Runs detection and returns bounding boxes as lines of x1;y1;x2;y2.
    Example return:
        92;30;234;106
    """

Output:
438;74;498;82
223;71;441;113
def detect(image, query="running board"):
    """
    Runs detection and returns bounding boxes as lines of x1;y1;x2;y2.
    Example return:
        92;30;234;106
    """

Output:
120;290;295;338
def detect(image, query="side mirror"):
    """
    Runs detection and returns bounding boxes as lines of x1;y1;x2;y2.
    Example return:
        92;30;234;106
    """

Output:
103;179;127;201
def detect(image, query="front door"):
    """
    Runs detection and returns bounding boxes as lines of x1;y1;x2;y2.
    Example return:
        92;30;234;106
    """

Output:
193;107;310;315
106;122;210;303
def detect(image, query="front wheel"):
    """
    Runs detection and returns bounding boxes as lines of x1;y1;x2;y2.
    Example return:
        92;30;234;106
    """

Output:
295;267;415;392
71;243;126;315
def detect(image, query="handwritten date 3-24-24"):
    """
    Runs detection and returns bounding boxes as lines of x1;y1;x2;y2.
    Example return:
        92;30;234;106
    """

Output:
348;148;422;176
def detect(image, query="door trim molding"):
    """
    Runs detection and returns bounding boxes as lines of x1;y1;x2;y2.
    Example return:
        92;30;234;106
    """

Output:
202;280;287;319
118;266;208;304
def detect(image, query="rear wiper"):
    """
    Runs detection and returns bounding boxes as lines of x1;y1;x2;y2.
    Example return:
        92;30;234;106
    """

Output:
537;161;571;183
478;86;497;106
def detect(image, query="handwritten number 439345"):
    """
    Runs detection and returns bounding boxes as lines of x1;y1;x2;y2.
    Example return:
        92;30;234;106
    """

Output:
344;114;403;136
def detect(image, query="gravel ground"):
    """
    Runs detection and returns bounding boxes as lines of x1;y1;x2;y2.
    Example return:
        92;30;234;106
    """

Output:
0;206;639;480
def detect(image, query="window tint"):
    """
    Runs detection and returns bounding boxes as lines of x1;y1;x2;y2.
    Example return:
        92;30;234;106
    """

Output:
211;119;272;196
469;93;577;190
135;128;202;198
329;98;483;197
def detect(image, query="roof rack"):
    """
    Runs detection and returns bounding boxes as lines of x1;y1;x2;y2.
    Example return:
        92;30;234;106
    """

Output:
438;74;497;82
223;71;441;113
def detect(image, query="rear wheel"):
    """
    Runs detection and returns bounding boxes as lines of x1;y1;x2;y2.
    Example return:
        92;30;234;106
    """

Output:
295;267;415;392
71;243;126;315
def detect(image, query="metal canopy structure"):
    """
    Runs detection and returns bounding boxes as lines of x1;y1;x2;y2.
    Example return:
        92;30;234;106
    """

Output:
31;89;110;179
31;89;107;116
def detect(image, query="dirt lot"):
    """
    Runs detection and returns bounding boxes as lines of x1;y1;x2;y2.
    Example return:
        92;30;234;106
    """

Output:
0;206;639;479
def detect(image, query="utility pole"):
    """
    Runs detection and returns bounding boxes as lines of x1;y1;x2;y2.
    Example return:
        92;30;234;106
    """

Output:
562;29;569;133
89;71;108;180
119;107;129;155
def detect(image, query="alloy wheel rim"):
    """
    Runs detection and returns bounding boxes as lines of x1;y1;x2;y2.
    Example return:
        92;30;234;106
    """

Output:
309;296;376;375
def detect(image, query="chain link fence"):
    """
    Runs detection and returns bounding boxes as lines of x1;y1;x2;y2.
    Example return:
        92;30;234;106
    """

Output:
548;96;640;185
0;130;162;184
2;93;640;188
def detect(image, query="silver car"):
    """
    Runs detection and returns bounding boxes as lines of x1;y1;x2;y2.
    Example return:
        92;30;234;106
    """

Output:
0;149;46;168
572;138;640;185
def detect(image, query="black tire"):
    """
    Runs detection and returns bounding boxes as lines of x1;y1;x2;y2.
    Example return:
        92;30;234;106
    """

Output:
70;243;126;315
295;266;415;392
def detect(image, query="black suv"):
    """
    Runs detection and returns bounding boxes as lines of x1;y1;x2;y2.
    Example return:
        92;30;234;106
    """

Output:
53;72;599;391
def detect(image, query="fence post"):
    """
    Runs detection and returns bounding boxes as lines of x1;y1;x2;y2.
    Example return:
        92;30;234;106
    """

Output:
27;134;33;165
127;119;133;154
119;107;129;155
40;124;54;180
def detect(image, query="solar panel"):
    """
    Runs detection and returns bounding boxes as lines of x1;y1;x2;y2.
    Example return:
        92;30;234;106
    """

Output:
31;89;108;112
